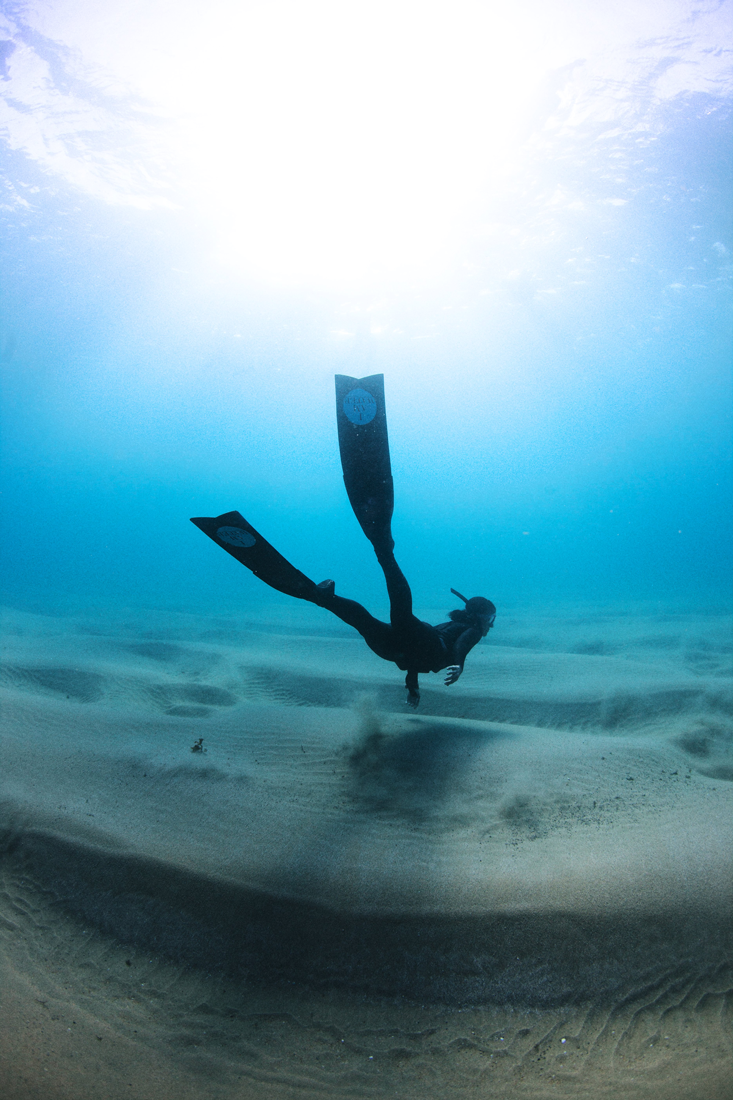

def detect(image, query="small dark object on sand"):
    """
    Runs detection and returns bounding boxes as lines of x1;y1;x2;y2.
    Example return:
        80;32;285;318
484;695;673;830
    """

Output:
191;738;206;754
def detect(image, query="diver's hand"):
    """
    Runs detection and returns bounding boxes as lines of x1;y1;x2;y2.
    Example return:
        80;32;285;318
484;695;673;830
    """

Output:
444;665;462;686
405;670;420;707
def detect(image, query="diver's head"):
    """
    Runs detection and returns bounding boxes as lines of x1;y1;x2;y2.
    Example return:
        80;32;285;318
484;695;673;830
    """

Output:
449;589;496;636
465;596;496;635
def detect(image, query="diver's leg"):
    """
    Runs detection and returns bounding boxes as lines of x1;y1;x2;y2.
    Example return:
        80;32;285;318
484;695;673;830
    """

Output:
374;546;414;628
374;546;445;676
191;510;401;661
315;589;379;632
314;585;396;662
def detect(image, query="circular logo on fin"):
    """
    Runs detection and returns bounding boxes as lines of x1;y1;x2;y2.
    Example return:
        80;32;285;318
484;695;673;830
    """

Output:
216;526;256;548
343;387;377;425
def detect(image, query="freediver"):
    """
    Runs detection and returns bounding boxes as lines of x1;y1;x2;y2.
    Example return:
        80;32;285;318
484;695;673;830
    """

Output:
191;374;495;707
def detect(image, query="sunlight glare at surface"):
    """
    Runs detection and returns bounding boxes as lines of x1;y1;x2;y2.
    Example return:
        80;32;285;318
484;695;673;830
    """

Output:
3;0;732;287
184;1;541;284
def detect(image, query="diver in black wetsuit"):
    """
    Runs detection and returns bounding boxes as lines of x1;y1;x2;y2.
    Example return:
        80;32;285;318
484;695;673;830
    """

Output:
312;554;495;708
190;373;495;706
191;504;495;707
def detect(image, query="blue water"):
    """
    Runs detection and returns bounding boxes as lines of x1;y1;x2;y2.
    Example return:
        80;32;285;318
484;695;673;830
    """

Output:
1;5;731;623
1;122;730;620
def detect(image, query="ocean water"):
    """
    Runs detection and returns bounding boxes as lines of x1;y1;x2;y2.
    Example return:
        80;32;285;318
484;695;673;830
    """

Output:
1;2;732;1099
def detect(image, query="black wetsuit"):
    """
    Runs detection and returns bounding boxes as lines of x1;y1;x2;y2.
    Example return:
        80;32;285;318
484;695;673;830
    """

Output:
316;546;483;700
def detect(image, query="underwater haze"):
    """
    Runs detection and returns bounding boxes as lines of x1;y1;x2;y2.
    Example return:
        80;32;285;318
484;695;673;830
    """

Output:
1;2;732;1099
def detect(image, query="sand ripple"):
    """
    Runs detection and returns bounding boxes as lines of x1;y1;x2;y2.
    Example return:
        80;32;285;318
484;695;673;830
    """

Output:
1;604;731;1098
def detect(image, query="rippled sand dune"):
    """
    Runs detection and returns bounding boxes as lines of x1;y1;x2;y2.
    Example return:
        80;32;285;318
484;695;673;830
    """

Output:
1;602;731;1099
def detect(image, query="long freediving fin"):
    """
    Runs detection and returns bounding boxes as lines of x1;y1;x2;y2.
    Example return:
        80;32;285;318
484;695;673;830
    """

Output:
334;373;394;550
190;511;318;602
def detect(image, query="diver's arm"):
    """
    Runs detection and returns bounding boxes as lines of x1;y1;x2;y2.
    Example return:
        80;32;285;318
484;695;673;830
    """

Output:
444;627;482;686
405;670;420;707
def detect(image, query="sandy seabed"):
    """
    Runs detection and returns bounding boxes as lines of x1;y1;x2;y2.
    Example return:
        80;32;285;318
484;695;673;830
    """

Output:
1;600;731;1100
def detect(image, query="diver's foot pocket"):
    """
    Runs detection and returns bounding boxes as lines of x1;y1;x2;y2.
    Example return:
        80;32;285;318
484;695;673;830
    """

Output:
315;579;336;604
